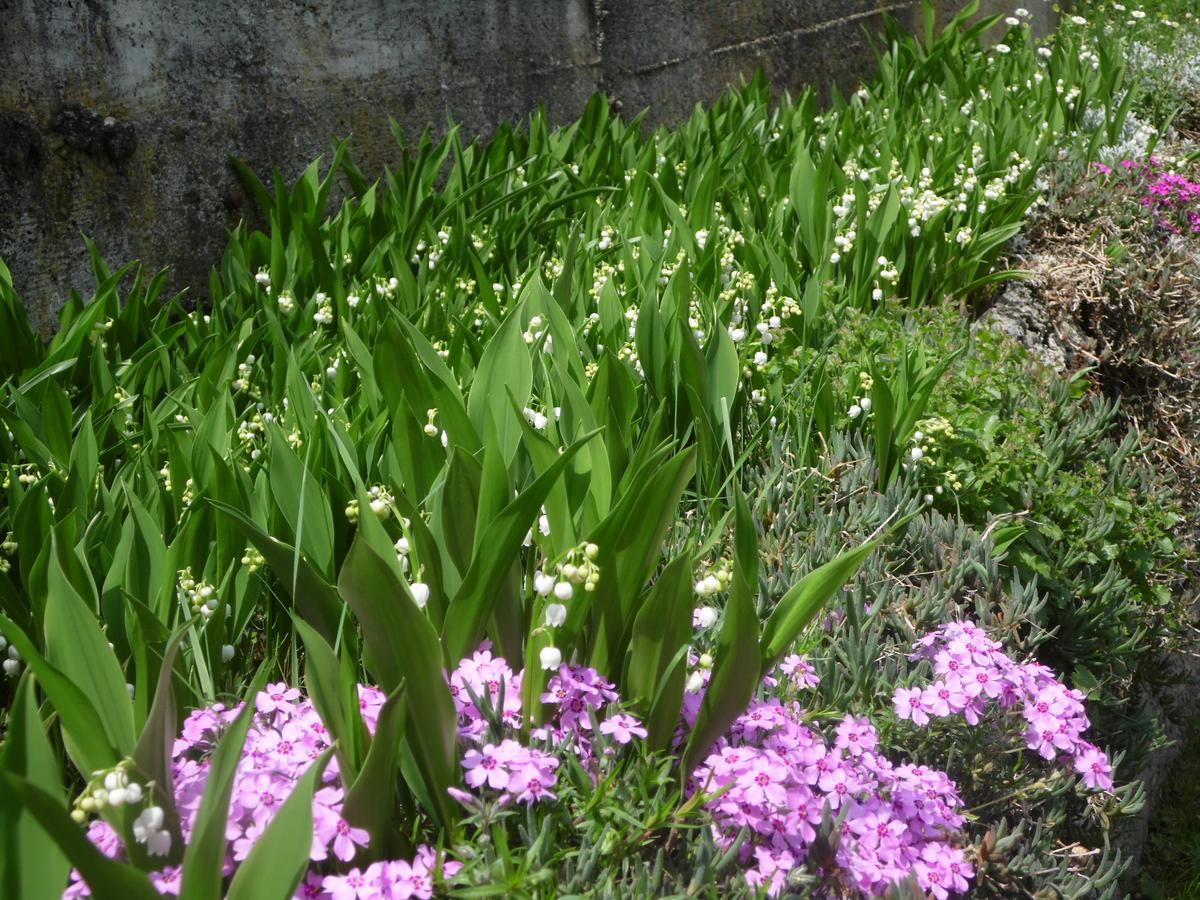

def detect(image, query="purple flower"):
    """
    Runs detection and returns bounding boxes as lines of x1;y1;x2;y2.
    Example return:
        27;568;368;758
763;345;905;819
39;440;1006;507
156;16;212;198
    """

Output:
599;713;647;744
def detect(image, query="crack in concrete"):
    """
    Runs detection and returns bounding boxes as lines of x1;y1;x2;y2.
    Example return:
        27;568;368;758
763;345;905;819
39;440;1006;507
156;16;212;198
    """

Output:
621;3;913;77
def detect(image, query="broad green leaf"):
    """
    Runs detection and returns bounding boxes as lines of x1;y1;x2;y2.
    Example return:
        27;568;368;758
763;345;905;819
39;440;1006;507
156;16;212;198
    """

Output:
0;676;71;900
337;536;457;827
209;500;343;644
466;306;532;464
0;614;119;775
42;542;136;757
760;537;880;672
625;553;695;750
0;772;159;900
295;616;365;782
267;426;335;577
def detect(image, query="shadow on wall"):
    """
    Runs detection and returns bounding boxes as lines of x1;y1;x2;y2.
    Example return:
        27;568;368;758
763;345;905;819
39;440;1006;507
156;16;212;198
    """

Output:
0;0;1050;334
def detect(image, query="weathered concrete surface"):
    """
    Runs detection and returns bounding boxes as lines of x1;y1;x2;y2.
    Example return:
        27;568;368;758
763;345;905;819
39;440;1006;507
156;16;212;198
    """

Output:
0;1;1050;333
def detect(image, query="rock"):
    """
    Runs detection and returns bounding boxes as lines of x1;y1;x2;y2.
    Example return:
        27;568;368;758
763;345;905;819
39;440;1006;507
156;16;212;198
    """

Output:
974;278;1073;372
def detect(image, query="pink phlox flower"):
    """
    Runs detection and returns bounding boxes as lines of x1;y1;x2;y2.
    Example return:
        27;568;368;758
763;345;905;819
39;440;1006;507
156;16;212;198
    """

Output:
462;742;514;791
322;867;378;900
256;682;302;716
599;712;647;744
834;715;878;758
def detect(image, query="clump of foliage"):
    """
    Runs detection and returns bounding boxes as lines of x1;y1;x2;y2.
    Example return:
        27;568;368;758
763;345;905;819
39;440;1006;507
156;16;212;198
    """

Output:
0;2;1189;898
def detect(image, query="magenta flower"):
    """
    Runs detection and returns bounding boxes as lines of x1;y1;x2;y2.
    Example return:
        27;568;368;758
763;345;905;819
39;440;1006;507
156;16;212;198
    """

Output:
1073;742;1113;791
462;742;514;791
599;713;647;744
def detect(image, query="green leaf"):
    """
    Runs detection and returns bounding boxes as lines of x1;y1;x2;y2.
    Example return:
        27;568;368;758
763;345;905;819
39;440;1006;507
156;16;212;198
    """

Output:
0;771;159;900
42;541;136;757
179;667;269;900
337;536;457;827
267;426;335;577
760;537;880;673
209;500;343;644
625;553;695;750
132;625;190;855
442;431;599;664
682;493;761;777
0;614;119;775
0;676;71;900
225;751;332;900
466;306;532;465
342;686;409;860
294;616;365;782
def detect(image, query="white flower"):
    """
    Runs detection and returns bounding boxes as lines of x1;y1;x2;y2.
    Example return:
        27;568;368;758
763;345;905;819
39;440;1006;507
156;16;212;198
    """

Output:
829;251;841;264
848;404;862;419
910;447;924;461
545;603;567;627
1005;17;1019;26
553;581;574;601
394;537;410;556
730;327;746;342
859;397;872;411
409;582;430;609
3;659;19;677
753;351;768;366
347;294;360;308
695;606;719;628
539;646;562;670
686;671;705;693
533;572;555;596
995;43;1011;53
538;514;551;536
221;644;235;662
369;498;390;519
133;806;171;857
1071;15;1087;25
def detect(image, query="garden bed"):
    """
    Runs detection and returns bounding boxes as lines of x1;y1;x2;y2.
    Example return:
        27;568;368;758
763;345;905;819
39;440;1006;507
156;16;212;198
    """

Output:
1;2;1198;898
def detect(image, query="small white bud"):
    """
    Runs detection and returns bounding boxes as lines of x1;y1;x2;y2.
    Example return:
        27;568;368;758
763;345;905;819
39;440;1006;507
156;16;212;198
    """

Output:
409;582;430;609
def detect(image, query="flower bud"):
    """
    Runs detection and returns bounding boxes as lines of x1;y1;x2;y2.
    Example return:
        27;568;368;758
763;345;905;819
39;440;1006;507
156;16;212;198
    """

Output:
409;582;430;609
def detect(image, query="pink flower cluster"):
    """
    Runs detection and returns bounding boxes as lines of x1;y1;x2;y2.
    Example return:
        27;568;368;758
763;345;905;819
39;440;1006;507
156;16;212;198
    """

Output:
64;683;456;899
690;696;971;899
1093;158;1200;234
314;845;459;900
893;620;1113;791
446;644;646;809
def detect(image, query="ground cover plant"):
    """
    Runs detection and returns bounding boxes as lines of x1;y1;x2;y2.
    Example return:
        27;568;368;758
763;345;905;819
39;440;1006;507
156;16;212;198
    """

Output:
0;2;1193;897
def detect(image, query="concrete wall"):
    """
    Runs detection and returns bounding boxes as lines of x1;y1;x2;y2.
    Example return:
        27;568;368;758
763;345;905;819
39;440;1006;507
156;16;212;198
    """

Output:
0;1;1043;333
